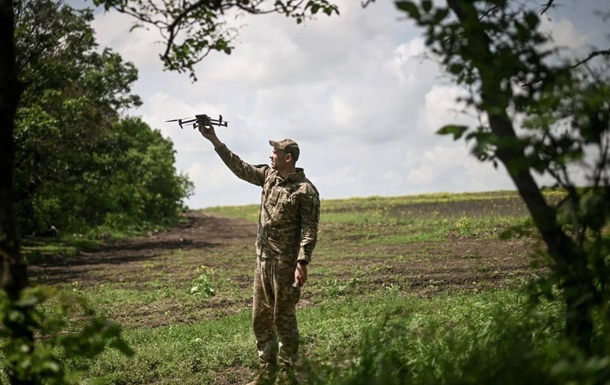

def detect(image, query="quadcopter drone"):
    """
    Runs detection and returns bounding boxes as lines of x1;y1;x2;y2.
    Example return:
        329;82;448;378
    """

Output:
166;114;228;129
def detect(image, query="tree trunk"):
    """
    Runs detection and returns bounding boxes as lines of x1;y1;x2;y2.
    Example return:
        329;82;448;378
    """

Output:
447;0;595;352
1;0;34;384
493;120;595;353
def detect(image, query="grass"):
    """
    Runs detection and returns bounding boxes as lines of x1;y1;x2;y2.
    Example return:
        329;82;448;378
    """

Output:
6;190;570;385
208;191;536;244
21;240;99;265
58;289;564;385
307;292;564;385
75;312;254;384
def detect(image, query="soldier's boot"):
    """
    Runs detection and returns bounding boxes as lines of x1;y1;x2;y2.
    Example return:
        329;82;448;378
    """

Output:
246;363;278;385
274;364;298;385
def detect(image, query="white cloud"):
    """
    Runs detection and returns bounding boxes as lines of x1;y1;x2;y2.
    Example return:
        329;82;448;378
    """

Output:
540;14;589;51
422;84;472;135
91;11;164;72
331;95;354;124
78;0;605;209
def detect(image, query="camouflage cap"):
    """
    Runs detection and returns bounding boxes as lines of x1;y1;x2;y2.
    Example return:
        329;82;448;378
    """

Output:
269;139;300;161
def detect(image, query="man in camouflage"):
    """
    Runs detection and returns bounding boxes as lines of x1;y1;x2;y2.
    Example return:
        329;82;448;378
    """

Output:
199;120;320;385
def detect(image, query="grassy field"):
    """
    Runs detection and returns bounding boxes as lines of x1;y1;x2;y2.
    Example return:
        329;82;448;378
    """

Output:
10;190;568;384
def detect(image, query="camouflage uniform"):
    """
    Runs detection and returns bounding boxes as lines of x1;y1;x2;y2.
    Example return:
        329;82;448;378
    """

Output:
215;142;320;370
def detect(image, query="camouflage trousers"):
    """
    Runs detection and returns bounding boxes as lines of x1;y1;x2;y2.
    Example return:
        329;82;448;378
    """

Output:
253;254;301;367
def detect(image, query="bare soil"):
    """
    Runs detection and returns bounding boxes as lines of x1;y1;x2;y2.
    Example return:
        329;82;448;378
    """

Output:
28;210;542;329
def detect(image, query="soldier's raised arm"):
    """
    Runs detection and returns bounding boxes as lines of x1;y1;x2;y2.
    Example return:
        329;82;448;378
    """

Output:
199;117;267;187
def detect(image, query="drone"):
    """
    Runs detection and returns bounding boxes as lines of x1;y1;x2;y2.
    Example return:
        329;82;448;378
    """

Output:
166;114;229;129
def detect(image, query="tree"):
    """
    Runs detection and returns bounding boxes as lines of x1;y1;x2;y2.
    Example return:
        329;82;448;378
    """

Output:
12;0;193;236
91;0;340;79
1;0;36;383
0;0;30;358
14;0;143;234
84;117;194;232
392;0;609;360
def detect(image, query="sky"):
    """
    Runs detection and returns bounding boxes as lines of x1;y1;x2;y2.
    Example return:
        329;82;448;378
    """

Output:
71;0;608;209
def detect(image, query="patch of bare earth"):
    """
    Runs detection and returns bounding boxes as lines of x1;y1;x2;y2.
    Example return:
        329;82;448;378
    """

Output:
28;210;542;329
29;212;255;285
28;212;257;328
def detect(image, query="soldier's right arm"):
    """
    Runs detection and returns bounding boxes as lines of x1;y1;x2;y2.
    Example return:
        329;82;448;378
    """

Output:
199;123;267;187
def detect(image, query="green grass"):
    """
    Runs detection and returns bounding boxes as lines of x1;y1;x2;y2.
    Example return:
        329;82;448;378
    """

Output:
21;240;98;265
61;289;563;385
205;190;553;223
68;311;254;385
7;190;576;385
207;191;535;244
307;291;565;385
205;204;260;222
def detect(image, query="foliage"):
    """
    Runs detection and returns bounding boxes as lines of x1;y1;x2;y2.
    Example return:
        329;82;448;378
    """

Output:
79;117;194;232
13;0;193;236
322;275;363;297
190;265;217;297
14;0;141;113
0;286;133;384
310;296;569;385
393;0;610;366
90;0;340;80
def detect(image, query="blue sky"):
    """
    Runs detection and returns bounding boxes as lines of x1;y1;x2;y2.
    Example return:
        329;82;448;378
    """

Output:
72;0;608;209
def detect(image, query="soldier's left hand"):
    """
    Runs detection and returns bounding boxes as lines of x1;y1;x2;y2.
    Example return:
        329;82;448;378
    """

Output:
295;264;307;287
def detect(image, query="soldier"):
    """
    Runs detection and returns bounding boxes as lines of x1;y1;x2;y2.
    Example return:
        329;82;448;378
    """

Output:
199;118;320;385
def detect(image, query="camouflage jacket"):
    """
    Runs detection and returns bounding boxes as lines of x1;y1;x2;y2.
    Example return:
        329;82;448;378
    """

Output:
215;144;320;264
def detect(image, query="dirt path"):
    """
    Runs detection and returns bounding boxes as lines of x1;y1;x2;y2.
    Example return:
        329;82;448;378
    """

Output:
29;211;256;286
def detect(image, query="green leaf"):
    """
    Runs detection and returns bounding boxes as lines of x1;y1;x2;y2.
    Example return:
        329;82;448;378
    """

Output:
422;0;432;13
448;63;464;75
524;11;539;29
432;8;450;24
324;6;338;16
437;125;468;140
395;1;421;20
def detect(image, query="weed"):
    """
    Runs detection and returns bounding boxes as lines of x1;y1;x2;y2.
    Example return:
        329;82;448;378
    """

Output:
190;265;217;297
455;216;473;236
322;275;363;297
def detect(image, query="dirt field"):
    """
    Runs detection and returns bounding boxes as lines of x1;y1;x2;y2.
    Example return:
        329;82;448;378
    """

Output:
28;209;541;329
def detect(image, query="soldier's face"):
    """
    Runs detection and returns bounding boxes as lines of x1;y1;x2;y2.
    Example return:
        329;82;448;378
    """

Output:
270;148;289;171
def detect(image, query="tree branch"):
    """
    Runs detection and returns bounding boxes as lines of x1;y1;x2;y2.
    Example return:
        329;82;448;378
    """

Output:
479;5;499;21
161;0;215;63
571;49;610;69
541;0;555;15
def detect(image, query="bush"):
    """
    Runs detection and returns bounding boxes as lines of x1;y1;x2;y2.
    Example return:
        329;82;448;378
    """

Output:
0;286;133;384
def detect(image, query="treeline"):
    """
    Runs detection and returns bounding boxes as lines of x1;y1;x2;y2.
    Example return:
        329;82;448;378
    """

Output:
13;0;193;236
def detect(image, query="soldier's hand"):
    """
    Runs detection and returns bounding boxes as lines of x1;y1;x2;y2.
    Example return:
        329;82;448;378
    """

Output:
198;116;217;138
295;263;307;287
198;121;215;136
197;118;223;148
